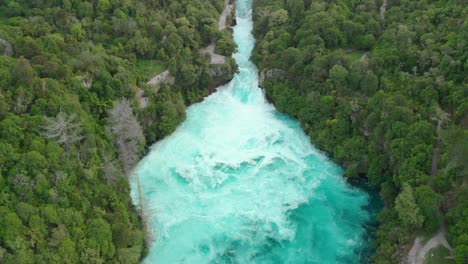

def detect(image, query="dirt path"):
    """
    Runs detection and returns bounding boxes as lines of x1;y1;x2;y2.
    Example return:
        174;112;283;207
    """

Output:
200;43;227;64
406;228;453;264
147;70;175;86
360;52;369;61
430;127;441;177
199;0;233;64
137;70;175;109
139;0;234;108
430;108;450;177
380;0;388;19
219;0;234;30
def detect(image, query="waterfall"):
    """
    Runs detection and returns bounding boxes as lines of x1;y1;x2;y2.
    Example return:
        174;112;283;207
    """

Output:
132;0;372;263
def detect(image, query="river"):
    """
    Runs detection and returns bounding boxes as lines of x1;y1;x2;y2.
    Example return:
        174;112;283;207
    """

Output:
132;0;374;262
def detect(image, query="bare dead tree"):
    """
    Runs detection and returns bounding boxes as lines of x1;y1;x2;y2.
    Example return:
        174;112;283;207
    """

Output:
54;171;68;185
108;99;153;241
257;8;272;20
102;152;124;185
108;99;154;243
42;111;83;149
108;99;145;177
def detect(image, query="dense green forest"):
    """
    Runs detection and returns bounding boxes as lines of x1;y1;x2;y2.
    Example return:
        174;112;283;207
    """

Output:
251;0;467;262
0;0;236;262
1;0;466;262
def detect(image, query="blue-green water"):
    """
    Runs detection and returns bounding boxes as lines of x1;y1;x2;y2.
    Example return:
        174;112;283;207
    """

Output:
132;0;372;262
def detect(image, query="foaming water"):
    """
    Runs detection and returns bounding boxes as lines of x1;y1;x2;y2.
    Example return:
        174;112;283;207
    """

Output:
132;0;372;263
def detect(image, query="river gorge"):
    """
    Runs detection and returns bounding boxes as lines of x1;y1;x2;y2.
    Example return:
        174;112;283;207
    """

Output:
132;0;375;262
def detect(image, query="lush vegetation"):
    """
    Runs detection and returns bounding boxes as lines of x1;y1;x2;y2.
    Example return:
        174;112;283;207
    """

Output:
425;246;456;264
135;60;166;80
251;0;467;263
0;0;236;262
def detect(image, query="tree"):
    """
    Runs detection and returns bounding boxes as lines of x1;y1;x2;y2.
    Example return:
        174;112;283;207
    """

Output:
58;239;79;263
455;245;468;264
97;0;112;14
102;152;124;185
108;99;144;176
442;126;468;177
9;174;34;201
269;9;289;27
329;64;349;92
42;111;83;149
414;186;443;233
0;210;23;249
360;72;378;95
87;218;115;259
395;183;424;230
14;57;35;87
0;115;23;147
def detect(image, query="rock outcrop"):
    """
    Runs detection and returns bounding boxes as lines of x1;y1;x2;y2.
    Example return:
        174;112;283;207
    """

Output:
200;44;227;65
259;68;286;87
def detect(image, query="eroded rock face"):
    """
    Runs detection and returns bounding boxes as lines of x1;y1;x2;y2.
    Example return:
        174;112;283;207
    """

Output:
259;68;286;87
200;43;227;65
0;38;14;57
209;65;233;78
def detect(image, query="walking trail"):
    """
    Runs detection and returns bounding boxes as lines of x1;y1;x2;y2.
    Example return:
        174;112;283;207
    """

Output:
406;228;453;264
380;0;388;19
219;0;233;30
138;0;233;108
200;0;233;64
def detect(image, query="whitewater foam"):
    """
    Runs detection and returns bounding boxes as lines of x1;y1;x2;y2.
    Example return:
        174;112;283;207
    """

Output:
132;0;371;263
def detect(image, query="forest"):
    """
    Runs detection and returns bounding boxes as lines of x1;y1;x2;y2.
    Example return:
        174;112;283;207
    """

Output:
0;0;236;263
0;0;466;263
251;0;467;263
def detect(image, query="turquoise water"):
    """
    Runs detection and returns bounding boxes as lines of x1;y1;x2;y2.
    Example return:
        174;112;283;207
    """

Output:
132;0;372;262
